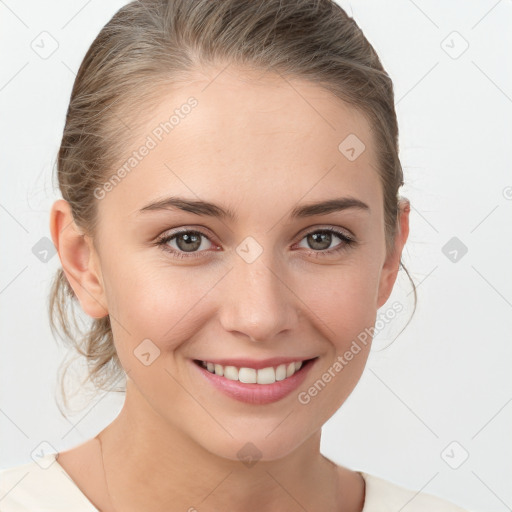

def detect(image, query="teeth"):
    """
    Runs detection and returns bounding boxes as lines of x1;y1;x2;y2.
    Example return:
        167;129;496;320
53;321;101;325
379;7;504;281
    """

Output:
200;360;306;384
257;367;275;385
239;367;257;383
275;364;287;381
224;366;238;381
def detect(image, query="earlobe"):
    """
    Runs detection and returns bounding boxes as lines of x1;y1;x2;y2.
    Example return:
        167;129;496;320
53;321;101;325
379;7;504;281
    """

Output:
49;199;109;319
376;198;411;309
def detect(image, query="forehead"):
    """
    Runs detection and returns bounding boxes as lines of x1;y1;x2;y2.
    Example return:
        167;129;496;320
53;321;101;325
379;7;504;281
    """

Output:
99;66;382;223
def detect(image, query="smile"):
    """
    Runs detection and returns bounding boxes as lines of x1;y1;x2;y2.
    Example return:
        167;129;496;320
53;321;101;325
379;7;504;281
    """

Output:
192;357;318;404
197;359;304;384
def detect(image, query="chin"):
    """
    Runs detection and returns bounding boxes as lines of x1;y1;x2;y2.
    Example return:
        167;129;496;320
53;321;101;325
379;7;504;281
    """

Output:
191;424;313;466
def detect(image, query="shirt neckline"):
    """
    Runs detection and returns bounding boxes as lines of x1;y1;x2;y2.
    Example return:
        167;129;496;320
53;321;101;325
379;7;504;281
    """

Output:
48;452;374;512
51;452;100;510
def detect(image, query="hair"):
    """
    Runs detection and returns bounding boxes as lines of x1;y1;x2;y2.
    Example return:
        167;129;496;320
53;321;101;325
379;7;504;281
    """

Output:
49;0;417;415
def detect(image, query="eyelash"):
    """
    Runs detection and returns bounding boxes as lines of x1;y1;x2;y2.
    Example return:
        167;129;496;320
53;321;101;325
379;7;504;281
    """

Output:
155;227;356;260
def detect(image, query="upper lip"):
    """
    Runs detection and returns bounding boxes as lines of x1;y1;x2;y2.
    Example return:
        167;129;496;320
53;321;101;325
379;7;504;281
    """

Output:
193;356;316;369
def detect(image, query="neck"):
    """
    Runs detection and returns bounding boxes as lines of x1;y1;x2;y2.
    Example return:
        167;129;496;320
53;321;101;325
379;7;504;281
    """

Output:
97;381;363;512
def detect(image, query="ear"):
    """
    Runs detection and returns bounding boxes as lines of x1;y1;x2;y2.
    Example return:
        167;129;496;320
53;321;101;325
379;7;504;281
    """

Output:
376;197;410;309
49;199;108;318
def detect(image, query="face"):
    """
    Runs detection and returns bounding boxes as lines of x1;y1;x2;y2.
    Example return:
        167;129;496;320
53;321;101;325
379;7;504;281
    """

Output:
52;65;409;462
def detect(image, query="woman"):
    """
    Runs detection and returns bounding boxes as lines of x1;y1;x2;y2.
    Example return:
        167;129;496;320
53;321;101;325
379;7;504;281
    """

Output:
0;0;473;510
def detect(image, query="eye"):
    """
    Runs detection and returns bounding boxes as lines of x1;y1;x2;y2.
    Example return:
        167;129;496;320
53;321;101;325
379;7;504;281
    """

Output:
295;227;356;256
156;229;215;259
156;226;356;261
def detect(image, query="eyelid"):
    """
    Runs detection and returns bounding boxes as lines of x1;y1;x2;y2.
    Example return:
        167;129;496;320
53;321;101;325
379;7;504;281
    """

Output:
294;224;355;241
157;225;219;244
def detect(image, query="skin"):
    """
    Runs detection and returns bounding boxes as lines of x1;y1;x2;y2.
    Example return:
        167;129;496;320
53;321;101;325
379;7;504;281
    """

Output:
50;65;410;512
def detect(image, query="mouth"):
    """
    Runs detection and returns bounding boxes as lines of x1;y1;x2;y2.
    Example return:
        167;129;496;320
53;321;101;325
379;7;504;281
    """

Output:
193;358;315;384
191;357;318;404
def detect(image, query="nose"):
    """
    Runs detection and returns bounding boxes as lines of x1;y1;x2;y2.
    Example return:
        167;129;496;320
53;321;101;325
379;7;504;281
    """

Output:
218;251;298;343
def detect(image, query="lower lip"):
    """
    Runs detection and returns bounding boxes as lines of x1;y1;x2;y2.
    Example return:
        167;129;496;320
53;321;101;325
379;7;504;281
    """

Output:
191;358;317;405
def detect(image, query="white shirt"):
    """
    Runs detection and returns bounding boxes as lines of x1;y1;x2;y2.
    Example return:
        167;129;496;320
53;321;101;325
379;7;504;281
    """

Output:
0;453;472;511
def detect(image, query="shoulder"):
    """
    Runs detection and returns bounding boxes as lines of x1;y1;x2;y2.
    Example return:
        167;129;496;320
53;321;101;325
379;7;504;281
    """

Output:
360;471;473;512
0;453;98;511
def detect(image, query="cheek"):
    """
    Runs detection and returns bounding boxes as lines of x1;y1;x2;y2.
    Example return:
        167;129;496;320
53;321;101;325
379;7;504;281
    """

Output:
293;270;378;421
297;260;381;341
105;258;223;355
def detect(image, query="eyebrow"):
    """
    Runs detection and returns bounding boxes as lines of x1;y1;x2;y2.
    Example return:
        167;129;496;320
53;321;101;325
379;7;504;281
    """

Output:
138;195;370;221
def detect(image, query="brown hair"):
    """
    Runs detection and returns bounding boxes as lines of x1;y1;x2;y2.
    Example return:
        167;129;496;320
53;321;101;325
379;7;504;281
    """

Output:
49;0;417;415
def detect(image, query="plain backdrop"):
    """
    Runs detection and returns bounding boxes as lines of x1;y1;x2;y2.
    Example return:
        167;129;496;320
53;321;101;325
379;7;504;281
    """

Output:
1;1;511;511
